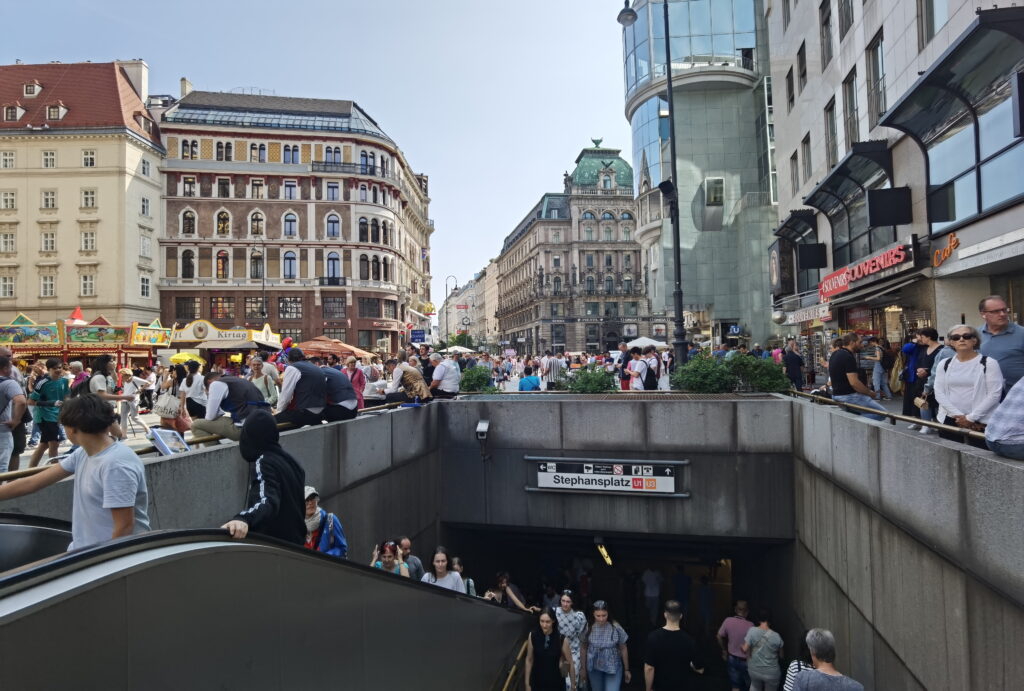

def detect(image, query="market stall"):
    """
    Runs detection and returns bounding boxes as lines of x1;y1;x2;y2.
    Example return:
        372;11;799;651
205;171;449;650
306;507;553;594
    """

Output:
170;320;281;373
294;336;373;362
0;312;170;367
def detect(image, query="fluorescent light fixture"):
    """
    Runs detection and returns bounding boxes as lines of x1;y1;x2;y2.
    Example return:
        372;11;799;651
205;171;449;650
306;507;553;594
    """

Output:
596;543;613;566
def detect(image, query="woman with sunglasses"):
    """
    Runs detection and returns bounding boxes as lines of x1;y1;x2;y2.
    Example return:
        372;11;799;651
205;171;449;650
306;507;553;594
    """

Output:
555;590;587;690
934;325;1004;448
580;600;630;690
525;609;576;691
370;540;410;577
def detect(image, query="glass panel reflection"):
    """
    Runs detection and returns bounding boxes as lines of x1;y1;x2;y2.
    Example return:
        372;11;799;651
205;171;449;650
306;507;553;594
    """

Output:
981;142;1024;211
978;90;1013;160
690;0;711;35
930;172;978;233
710;0;733;33
733;0;755;33
927;113;974;185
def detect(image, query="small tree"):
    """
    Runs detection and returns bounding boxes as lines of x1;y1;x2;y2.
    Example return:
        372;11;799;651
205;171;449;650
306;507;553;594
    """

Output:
727;354;790;393
450;333;475;348
566;365;616;394
670;353;737;393
459;366;492;392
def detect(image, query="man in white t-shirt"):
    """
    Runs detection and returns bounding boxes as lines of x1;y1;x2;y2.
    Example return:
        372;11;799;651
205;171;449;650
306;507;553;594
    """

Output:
429;353;461;398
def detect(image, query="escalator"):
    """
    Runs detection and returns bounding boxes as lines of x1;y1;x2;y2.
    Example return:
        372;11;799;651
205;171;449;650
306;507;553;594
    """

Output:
0;516;531;690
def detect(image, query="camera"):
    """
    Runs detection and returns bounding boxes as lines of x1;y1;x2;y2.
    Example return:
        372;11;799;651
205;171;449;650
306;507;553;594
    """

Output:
476;419;490;441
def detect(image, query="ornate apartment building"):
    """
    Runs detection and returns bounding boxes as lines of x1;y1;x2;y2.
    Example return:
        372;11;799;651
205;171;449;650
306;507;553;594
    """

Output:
0;61;164;324
158;86;433;351
496;143;651;355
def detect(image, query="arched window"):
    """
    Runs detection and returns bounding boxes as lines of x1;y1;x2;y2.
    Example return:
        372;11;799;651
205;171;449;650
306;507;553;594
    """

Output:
371;219;380;243
359;254;369;280
283;213;297;237
621;212;633;220
383;189;389;207
332;146;341;163
283;145;291;164
181;140;191;159
585;276;595;293
360;184;367;202
359;218;368;242
216;211;230;235
182;250;195;278
381;222;389;245
623;228;631;241
182;211;196;235
216;250;229;279
604;228;613;241
585;227;594;241
624;253;632;268
605;276;614;294
382;257;390;281
380;156;388;176
360;151;369;173
623;277;633;293
190;141;198;159
225;142;233;161
602;175;612;189
327;251;340;278
371;256;381;280
601;211;615;220
250;251;263;279
258;144;266;162
372;187;378;204
368;152;375;173
283;251;297;279
326;214;340;238
250;212;264;235
250;143;258;162
553;277;562;294
216;142;225;161
582;211;596;220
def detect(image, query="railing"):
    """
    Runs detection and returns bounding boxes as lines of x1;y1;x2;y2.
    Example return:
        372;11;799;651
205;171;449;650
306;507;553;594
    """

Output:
574;188;635;196
867;74;887;128
310;161;400;182
317;277;347;287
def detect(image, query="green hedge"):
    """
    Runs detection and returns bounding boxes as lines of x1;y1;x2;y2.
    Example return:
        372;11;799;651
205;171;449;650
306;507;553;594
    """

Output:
670;353;789;393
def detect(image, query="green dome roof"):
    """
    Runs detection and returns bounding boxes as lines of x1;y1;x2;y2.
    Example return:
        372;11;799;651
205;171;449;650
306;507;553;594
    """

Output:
569;140;633;188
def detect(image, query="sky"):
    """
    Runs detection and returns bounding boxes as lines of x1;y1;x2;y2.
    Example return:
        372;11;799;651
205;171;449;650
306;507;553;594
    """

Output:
5;0;633;315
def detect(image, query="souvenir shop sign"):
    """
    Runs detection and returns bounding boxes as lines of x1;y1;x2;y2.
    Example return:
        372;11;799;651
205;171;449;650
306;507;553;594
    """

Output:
785;303;832;325
818;240;916;303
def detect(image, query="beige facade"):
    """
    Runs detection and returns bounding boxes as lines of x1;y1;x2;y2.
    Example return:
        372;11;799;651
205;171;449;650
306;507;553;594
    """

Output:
481;259;500;350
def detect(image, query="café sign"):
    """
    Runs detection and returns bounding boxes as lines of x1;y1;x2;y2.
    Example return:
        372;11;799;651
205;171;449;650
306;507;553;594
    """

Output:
818;240;915;303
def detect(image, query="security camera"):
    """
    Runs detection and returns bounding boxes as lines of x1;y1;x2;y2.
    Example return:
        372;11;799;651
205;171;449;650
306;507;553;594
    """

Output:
476;420;490;441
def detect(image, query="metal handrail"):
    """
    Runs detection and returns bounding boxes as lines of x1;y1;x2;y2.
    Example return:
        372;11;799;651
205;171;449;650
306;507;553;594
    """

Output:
0;401;406;484
499;640;529;691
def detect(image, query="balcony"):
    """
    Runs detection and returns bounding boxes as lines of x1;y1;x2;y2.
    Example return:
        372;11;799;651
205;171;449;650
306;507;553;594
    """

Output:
574;187;635;196
311;162;400;182
317;277;347;287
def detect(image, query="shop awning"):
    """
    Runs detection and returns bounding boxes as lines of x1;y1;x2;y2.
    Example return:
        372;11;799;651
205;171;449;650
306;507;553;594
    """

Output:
803;141;892;218
194;340;258;350
880;8;1024;146
826;269;930;308
407;307;432;321
773;209;818;242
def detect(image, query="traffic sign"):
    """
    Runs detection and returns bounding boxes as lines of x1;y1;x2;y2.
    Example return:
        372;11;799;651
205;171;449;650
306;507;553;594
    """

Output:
411;329;425;342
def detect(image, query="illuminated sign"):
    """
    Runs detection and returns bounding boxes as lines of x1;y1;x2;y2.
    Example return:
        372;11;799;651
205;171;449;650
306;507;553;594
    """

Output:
932;233;959;267
818;241;915;303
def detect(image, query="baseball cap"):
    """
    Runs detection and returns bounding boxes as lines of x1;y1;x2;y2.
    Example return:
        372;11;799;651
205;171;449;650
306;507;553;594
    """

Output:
304;486;319;500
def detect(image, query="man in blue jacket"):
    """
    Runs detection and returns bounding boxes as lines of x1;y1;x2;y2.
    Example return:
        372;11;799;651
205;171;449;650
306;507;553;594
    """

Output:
303;486;348;558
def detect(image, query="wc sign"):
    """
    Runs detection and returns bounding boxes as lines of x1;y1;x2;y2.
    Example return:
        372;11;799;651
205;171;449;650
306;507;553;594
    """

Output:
535;460;676;494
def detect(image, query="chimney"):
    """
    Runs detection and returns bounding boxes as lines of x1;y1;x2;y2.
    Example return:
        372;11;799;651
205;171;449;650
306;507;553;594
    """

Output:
117;59;149;101
180;77;193;98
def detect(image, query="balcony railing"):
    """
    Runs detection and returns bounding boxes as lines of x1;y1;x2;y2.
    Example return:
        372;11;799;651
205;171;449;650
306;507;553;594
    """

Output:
311;161;400;182
317;277;347;287
575;187;635;196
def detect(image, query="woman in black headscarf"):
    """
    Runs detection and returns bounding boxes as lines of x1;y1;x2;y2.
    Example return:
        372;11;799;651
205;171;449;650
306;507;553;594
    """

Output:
221;409;306;544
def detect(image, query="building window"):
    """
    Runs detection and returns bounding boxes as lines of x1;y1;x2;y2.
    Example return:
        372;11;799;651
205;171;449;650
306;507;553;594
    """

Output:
801;134;812;183
42;190;56;209
250;250;263;279
279;328;303;342
46;105;60;120
217;178;230;198
250;143;258;162
382;257;391;281
602;175;612;189
326;214;340;238
323;297;347;319
371;256;381;280
216;250;229;279
838;0;854;39
371;219;380;243
553;277;562;294
585;302;599;316
82;150;95;167
584;227;594;241
585;253;594;269
604;276;614;294
603;228;612;241
283;145;294;164
250;212;264;235
258;144;266;162
140;275;151;299
80;230;96;251
705;177;725;206
0;151;13;168
551;302;564;317
797;43;807;92
40;275;54;297
359;218;368;242
251;180;264;199
0;233;14;253
785;68;795;112
381;221;390;245
842;69;859;150
553;255;561;269
278;296;303;319
216;142;225;161
585;276;596;293
140;235;152;258
245;297;268;320
866;31;886;129
0;276;13;298
824;99;839;168
359;185;367;202
141;197;150;216
918;0;948;49
553;230;561;242
327;182;339;200
3;106;17;122
359;254;369;280
181;250;195;278
284;181;297;200
210;297;235;319
282;251;297;278
42;150;56;168
182;140;193;159
142;159;150;176
624;277;633;293
224;142;233;160
182;211;196;234
604;302;619;317
80;274;95;297
624;302;639;317
790;151;800;196
283;213;297;237
782;0;791;29
624;253;632;268
326;251;340;278
383;300;397;319
323;327;346;340
81;189;96;208
820;1;834;69
217;211;230;235
359;297;381;318
182;177;196;196
0;191;14;209
605;254;613;268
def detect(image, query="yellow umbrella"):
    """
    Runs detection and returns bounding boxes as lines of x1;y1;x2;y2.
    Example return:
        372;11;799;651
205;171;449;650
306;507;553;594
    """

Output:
169;353;206;366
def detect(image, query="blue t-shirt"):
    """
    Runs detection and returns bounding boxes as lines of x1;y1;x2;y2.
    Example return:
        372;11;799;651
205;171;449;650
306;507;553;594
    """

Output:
518;376;541;391
980;321;1024;391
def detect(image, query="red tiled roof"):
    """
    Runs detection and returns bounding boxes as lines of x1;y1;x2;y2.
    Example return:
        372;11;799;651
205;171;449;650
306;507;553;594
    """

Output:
0;62;161;147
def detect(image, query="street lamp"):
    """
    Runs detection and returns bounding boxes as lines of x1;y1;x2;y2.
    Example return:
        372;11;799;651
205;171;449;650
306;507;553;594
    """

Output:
618;0;689;365
444;274;458;344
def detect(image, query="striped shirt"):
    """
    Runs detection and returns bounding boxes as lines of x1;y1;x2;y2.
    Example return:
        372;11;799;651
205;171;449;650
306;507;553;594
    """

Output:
986;377;1024;443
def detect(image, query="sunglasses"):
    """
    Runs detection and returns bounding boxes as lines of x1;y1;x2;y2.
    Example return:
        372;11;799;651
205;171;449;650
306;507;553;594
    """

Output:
948;334;976;342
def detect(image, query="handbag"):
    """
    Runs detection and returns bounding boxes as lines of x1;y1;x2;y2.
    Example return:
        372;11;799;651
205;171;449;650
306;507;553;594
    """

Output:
913;396;928;409
152;390;180;419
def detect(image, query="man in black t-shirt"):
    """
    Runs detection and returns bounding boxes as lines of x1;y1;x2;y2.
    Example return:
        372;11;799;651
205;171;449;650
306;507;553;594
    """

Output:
828;333;887;421
645;600;704;691
783;342;805;390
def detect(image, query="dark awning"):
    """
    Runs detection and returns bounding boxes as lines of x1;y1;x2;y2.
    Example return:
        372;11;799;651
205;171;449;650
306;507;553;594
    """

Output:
803;141;892;217
880;8;1024;145
773;209;818;242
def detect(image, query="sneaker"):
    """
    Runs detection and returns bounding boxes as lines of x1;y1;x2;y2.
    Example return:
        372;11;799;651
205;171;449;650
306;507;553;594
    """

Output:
919;427;933;434
907;424;920;430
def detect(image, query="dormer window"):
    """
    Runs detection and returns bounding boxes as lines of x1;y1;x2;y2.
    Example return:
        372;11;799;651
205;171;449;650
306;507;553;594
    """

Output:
23;82;40;97
45;103;66;120
3;105;21;122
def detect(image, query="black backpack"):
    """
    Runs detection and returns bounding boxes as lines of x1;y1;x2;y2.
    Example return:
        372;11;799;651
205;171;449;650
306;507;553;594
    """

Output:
642;358;660;390
68;375;92;398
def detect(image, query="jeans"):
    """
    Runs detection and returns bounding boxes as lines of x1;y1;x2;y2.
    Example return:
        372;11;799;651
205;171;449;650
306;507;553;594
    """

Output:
727;656;750;690
0;432;12;474
833;393;887;421
987;439;1024;460
587;665;623;691
28;420;40;445
872;362;892;398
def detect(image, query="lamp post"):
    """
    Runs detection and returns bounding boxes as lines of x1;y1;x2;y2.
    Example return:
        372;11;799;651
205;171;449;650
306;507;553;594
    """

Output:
444;274;458;345
618;0;688;365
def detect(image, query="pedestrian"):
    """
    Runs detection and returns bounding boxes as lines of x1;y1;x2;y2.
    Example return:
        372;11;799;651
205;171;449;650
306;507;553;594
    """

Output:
450;556;476;596
117;368;151;438
986;377;1024;459
139;366;157;413
429;352;461;398
978;295;1024;392
86;354;133;440
0;393;149;549
580;600;631;690
782;631;814;691
555;590;588;689
717;599;752;691
191;370;269;444
0;354;28;474
302;486;347;558
180;359;208;419
518;365;542;391
743;607;784;690
370;540;410;576
246;356;279;406
644;600;704;691
542;350;564;390
483;571;535;612
398;535;425;581
863;337;893;400
783;341;805;391
642;346;661;391
641;566;663;624
627;347;647;391
616;343;632;391
791;629;863;690
319;359;358;422
157;364;191;435
526;609;577;691
420;545;466;592
383;358;432;403
341;356;367;409
934;325;1003;448
909;328;943;433
27;358;69;467
221;409;306;544
274;348;327;429
828;333;887;420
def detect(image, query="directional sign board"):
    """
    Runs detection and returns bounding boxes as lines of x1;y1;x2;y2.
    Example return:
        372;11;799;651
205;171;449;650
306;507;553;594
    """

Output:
410;329;425;342
535;460;676;494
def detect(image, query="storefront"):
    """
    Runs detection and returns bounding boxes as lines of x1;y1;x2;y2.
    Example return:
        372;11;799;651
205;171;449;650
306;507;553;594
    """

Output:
170;321;281;371
0;313;170;367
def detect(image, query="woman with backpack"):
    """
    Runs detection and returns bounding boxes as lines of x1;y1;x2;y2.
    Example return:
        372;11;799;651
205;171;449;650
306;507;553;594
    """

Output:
934;325;1004;448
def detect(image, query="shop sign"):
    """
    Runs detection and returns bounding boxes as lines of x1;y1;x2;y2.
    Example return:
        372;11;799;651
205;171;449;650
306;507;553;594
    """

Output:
932;233;959;267
785;303;832;325
371;321;393;327
769;239;795;297
456;304;469;310
818;240;915;302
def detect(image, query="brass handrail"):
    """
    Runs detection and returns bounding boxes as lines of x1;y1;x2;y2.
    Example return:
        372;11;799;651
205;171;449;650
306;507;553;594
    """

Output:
499;640;529;691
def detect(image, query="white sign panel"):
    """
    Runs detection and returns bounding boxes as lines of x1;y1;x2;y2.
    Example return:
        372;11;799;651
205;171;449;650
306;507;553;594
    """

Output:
536;461;676;494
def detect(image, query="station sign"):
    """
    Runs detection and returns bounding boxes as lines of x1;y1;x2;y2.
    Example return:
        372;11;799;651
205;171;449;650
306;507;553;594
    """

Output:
536;460;676;494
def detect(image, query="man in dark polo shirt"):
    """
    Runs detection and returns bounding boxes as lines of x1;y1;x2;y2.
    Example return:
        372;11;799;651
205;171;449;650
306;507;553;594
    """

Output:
829;333;887;420
645;600;704;690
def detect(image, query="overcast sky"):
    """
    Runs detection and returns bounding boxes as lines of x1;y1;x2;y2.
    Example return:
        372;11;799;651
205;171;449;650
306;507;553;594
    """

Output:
6;0;632;315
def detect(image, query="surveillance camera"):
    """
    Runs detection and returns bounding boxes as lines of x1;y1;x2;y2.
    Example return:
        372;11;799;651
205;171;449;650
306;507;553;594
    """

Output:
476;419;490;441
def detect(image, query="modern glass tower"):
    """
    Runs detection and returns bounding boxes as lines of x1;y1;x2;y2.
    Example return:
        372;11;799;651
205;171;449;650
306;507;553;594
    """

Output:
621;0;778;346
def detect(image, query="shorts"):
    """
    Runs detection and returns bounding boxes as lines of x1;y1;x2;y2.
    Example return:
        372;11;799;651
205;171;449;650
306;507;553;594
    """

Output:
39;420;61;443
727;656;749;689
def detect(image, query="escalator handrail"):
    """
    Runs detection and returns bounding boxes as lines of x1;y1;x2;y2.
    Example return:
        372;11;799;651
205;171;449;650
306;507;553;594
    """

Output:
0;512;72;532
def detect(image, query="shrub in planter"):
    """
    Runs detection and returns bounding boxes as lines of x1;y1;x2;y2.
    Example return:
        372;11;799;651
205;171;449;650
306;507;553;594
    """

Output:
459;366;493;393
670;354;737;393
727;354;790;393
566;365;617;394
